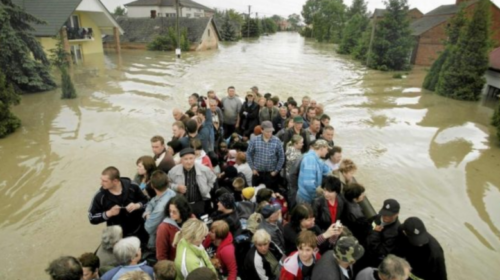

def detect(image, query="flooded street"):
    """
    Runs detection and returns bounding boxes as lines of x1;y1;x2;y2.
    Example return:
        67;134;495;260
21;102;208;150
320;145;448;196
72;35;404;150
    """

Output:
0;32;499;279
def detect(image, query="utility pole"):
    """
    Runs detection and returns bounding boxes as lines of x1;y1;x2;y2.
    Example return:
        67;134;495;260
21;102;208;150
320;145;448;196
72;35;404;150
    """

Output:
247;5;251;38
175;0;181;58
366;15;377;66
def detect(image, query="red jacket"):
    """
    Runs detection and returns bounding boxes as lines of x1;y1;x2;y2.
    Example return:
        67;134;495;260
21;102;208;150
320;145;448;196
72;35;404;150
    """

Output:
280;251;321;280
203;233;238;280
156;218;181;261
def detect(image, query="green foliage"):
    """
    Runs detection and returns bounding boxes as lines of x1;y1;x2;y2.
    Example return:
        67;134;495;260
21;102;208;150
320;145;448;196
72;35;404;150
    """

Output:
147;27;190;51
300;26;313;38
338;14;369;54
352;23;372;61
242;18;261;38
346;0;368;19
287;14;301;31
368;0;414;71
113;6;126;16
49;35;70;69
221;13;237;41
60;67;76;99
302;0;320;25
262;18;278;34
392;73;403;79
311;0;346;43
493;99;500;139
0;71;21;138
436;0;491;101
423;7;467;91
0;0;56;93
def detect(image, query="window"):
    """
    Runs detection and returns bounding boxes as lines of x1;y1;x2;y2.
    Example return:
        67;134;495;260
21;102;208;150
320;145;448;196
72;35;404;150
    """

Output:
65;15;80;28
70;44;83;64
157;13;162;17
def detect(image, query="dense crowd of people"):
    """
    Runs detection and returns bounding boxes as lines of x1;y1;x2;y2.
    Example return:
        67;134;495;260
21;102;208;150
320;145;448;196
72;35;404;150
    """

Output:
46;86;447;280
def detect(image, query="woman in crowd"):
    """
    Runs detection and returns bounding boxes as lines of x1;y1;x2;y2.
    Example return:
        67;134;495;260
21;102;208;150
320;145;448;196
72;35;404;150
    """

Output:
280;231;321;280
134;155;157;198
243;229;282;280
342;183;371;247
203;220;238;280
101;237;154;280
313;176;344;232
324;146;342;171
334;158;358;193
283;203;341;255
156;195;193;261
190;138;213;170
96;226;123;274
174;219;216;280
284;135;304;178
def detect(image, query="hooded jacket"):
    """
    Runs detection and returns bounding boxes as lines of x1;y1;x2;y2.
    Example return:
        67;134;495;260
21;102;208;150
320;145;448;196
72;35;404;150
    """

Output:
156;217;181;261
217;233;238;280
280;251;321;280
174;238;216;280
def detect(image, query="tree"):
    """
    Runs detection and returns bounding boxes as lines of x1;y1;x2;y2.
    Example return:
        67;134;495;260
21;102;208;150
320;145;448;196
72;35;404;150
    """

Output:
50;36;77;99
368;0;414;71
346;0;368;19
0;71;21;138
422;7;467;91
302;0;320;25
311;0;346;43
0;0;55;93
338;13;369;54
262;18;278;34
221;13;237;41
147;27;190;51
493;100;500;139
242;18;261;37
113;6;126;16
288;13;301;31
60;67;76;99
435;0;491;100
352;25;372;60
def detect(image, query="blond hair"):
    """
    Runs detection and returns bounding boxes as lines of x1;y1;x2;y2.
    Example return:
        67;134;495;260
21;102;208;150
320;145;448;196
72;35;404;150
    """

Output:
339;159;357;174
252;229;271;245
117;271;152;280
173;218;208;246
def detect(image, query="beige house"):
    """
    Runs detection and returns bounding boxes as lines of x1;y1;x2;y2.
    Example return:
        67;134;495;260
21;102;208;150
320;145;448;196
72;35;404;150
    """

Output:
124;0;214;18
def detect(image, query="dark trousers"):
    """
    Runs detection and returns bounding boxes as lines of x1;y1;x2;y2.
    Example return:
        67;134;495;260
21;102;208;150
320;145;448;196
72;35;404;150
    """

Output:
223;123;236;139
190;200;206;218
252;171;280;193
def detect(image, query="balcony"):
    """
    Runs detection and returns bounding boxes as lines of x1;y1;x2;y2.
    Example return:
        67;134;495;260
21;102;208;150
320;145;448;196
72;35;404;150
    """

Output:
66;27;94;41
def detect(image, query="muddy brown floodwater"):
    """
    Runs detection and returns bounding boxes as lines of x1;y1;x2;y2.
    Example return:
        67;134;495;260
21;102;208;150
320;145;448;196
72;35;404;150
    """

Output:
0;33;499;279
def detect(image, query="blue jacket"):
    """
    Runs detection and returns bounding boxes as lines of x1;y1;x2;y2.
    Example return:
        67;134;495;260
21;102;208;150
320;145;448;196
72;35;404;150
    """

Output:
144;189;176;248
297;150;331;203
101;261;154;280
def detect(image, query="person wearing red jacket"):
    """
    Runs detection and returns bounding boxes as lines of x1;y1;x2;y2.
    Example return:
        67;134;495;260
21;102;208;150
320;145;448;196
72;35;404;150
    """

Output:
203;220;238;280
280;231;321;280
156;195;193;261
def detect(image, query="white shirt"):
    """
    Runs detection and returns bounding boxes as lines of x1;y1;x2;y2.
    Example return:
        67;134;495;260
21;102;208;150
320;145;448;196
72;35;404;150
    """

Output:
325;159;339;171
155;151;166;166
236;163;253;185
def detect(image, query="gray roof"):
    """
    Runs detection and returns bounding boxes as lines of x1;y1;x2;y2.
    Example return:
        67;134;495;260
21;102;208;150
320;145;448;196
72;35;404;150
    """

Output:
410;15;451;36
103;17;220;43
425;0;478;16
12;0;82;37
124;0;214;12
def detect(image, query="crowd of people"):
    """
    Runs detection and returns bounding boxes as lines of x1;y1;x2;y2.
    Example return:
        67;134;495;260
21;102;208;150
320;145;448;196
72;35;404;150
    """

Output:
46;86;447;280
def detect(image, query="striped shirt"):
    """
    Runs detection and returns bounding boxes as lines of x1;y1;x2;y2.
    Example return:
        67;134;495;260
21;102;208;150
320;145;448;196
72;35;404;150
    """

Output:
246;135;285;172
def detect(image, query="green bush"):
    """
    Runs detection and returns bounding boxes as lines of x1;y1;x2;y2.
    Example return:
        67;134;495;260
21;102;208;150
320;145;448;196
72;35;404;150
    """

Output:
148;27;190;51
492;99;500;139
61;67;77;99
0;71;21;138
393;73;403;79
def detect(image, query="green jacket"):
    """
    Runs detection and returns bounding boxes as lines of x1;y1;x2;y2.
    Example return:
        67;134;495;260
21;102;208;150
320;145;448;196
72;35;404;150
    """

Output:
175;238;216;280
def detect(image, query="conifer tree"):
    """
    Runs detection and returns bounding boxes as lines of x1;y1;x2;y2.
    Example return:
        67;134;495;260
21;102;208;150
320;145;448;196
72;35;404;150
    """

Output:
50;36;77;99
352;23;372;61
346;0;368;19
0;0;55;93
436;0;491;100
0;71;21;138
221;13;237;41
368;0;413;71
422;6;467;91
338;14;369;54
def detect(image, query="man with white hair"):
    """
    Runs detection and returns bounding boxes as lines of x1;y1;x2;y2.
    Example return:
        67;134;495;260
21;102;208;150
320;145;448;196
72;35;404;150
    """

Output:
101;237;154;280
172;108;189;126
355;254;411;280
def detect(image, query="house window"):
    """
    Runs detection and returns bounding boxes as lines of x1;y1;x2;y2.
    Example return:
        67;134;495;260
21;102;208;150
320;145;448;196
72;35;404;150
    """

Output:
70;44;83;64
65;15;80;28
157;13;162;17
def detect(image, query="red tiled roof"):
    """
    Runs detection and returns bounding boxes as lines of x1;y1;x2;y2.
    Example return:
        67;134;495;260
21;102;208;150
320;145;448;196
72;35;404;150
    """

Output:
491;47;500;70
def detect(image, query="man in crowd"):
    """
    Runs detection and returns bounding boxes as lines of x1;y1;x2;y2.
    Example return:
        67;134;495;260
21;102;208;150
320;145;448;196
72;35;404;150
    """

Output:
281;116;310;154
195;107;214;153
172;121;186;141
303;106;317;129
299;96;311;115
297;139;331;205
272;106;288;133
312;236;365;280
172;108;189;126
319;125;335;148
168;148;217;217
356;254;411;280
144;170;176;250
258;204;285;253
251;85;261;98
88;166;149;244
78;253;100;280
207;90;223;109
366;199;401;268
221;86;242;138
395;217;447;280
209;98;224;127
46;256;83;280
307;117;321;142
246;121;285;192
151;135;175;174
211;192;242;236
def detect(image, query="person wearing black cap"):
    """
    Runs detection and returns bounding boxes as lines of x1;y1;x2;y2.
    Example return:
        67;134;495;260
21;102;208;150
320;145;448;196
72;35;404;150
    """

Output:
210;192;242;237
257;204;286;253
395;217;447;280
365;199;401;268
168;148;217;217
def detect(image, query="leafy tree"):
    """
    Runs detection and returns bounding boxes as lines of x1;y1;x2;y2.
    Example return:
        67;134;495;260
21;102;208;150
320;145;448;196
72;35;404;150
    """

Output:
346;0;368;19
302;0;320;25
271;15;284;24
113;6;126;16
221;13;237;41
423;6;467;91
368;0;413;71
0;0;55;93
262;18;278;34
147;27;190;51
50;36;77;99
0;71;21;138
60;67;76;99
435;0;491;100
226;9;245;27
242;18;261;37
311;0;346;43
288;14;301;31
338;14;369;54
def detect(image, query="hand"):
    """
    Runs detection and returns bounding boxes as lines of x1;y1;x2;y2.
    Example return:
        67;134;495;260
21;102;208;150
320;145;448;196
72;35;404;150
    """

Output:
144;213;150;220
252;170;259;176
126;203;140;213
270;171;277;177
323;223;337;239
177;185;187;194
106;205;121;218
374;225;384;232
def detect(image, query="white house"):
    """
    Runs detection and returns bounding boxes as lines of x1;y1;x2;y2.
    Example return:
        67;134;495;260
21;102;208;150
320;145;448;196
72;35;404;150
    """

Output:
124;0;214;18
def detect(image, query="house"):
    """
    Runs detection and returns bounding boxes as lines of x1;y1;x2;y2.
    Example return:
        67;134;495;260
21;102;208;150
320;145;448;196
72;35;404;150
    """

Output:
486;47;500;97
103;17;221;51
370;7;423;22
410;0;500;66
278;20;291;31
12;0;123;64
124;0;214;19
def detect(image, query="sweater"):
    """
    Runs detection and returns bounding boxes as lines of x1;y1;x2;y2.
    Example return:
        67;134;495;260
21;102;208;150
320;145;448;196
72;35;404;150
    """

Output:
175;238;216;280
222;96;242;125
156;218;181;261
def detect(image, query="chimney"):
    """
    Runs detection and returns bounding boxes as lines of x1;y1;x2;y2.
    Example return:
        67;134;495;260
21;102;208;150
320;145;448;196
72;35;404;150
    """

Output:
150;10;157;18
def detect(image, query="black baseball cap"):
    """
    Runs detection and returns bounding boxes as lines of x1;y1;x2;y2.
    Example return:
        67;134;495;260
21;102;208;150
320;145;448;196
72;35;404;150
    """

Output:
403;217;430;246
379;199;400;216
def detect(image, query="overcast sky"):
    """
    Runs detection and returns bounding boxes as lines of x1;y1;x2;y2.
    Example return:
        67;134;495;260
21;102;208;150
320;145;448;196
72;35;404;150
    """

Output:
103;0;500;18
